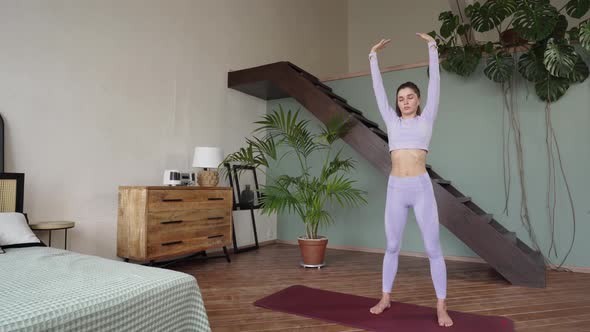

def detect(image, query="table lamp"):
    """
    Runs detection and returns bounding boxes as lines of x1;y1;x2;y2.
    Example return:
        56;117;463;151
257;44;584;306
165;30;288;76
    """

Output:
192;147;223;187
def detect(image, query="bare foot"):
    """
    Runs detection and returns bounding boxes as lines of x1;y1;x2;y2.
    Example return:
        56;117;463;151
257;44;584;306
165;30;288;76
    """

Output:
369;295;391;314
437;300;454;327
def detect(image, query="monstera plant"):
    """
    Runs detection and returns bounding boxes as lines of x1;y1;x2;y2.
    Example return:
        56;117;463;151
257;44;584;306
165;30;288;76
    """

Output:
428;0;588;269
430;0;589;102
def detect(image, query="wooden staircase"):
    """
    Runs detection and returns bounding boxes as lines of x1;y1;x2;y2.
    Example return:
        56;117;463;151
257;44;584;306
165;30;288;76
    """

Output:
227;61;546;288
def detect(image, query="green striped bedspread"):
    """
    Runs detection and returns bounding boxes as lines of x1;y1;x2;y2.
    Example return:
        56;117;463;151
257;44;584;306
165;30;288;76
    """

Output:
0;247;211;332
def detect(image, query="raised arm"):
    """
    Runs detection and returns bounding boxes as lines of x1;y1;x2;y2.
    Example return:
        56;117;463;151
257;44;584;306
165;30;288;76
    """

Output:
418;33;440;123
369;39;396;127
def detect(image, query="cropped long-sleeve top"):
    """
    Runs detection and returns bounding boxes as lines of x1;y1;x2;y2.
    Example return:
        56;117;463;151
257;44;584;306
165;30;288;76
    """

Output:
368;41;440;152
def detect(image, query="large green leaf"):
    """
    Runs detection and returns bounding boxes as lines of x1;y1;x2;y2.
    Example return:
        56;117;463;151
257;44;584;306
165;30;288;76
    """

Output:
484;51;515;83
489;0;518;20
466;0;516;32
259;181;303;216
565;0;590;19
253;106;317;158
441;46;482;76
440;11;460;38
457;23;471;36
543;39;578;77
518;47;548;81
567;55;590;83
320;149;357;183
438;11;454;21
513;1;558;41
535;74;570;102
580;20;590;51
568;26;580;42
324;174;367;207
318;115;354;145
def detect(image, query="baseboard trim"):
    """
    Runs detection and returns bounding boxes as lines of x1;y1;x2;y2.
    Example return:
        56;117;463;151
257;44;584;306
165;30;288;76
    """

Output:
276;240;486;264
546;264;590;273
230;239;277;253
275;240;590;273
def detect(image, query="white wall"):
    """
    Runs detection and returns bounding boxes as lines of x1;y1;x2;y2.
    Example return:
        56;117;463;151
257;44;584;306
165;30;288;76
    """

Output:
0;0;348;259
347;0;450;72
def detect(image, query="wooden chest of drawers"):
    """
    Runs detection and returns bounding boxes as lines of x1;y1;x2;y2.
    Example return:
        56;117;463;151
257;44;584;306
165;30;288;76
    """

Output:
117;186;233;263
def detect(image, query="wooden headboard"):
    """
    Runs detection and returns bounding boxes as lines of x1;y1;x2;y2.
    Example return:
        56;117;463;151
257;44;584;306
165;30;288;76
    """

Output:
0;113;4;173
0;114;25;214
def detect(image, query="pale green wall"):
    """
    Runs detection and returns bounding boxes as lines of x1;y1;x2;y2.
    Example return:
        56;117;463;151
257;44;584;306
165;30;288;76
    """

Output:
268;51;590;267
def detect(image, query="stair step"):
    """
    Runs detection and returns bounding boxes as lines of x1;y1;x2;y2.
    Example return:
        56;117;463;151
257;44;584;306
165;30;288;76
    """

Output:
287;63;333;91
433;178;451;185
489;220;509;234
333;98;364;116
515;238;543;257
457;196;471;203
314;83;347;103
480;213;493;223
502;231;517;244
287;62;318;80
352;113;378;128
369;127;388;141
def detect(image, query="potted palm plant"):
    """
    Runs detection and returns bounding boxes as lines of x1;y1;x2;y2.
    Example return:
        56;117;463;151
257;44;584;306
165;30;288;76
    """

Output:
222;106;367;267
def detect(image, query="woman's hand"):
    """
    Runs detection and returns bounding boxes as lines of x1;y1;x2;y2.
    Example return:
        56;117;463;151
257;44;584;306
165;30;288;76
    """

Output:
416;32;436;44
370;39;391;53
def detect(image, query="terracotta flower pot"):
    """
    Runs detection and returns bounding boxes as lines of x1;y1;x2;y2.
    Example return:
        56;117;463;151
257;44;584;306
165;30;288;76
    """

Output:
298;236;328;268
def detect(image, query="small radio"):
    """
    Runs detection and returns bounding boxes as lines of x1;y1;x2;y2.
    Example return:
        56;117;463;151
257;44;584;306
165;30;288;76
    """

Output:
163;170;181;186
179;172;195;186
163;170;195;186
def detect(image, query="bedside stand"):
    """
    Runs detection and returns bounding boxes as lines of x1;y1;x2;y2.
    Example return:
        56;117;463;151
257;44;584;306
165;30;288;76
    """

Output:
29;221;75;249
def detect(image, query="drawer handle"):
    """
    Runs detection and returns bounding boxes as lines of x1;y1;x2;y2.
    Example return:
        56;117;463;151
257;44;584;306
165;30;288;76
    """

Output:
207;197;223;201
162;198;183;202
161;220;183;225
161;241;183;246
207;216;224;220
208;235;223;239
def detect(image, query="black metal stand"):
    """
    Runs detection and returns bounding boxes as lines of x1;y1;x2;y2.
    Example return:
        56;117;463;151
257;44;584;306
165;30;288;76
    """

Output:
225;163;261;254
231;206;260;253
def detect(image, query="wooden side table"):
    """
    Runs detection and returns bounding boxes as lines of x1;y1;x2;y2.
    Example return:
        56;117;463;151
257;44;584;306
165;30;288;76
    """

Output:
30;221;75;249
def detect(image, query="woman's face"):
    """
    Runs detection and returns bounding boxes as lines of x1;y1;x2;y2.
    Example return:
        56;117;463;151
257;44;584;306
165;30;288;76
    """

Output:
397;87;420;117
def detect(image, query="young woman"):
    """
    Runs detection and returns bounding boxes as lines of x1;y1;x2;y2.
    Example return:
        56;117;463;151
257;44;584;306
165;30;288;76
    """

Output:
367;33;453;327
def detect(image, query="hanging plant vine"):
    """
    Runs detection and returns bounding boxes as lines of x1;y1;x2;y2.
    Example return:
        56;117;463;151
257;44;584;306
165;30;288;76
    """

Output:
429;0;589;269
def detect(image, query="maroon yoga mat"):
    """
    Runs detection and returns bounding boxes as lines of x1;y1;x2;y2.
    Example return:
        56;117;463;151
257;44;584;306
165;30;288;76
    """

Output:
254;285;514;332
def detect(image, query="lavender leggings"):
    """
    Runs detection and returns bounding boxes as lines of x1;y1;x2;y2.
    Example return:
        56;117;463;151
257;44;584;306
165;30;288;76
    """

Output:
382;172;447;299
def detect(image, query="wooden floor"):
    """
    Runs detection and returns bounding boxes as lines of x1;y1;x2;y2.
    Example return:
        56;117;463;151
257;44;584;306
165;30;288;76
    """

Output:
171;243;590;332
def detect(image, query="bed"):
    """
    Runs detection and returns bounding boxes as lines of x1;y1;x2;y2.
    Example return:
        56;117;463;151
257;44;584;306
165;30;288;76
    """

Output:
0;113;211;331
0;246;211;331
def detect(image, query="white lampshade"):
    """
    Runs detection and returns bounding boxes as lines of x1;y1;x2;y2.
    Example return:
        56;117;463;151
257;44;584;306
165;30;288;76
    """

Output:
192;147;223;169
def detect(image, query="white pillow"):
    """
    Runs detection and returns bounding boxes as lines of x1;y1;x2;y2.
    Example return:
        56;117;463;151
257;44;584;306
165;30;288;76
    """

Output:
0;212;41;246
